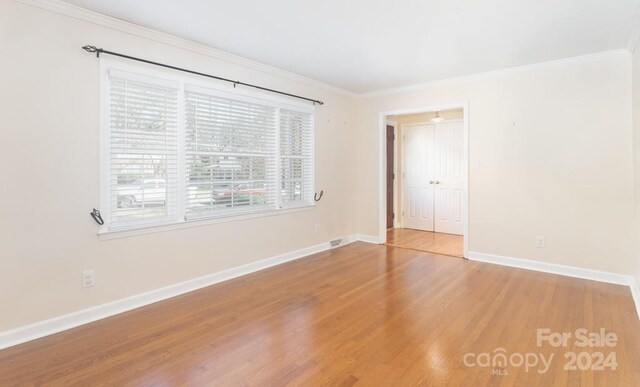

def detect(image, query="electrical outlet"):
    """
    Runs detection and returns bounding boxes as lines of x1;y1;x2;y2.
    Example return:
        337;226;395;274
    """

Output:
82;269;95;288
314;223;320;233
536;236;545;248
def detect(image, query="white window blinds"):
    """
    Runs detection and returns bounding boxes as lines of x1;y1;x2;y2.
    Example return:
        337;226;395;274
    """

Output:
279;109;313;206
107;71;178;230
184;88;277;218
102;64;314;232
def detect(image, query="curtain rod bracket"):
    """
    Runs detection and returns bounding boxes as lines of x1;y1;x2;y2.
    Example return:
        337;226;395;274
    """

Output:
81;44;324;105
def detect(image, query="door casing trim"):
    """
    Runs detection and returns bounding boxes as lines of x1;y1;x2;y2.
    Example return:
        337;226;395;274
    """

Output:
379;103;469;258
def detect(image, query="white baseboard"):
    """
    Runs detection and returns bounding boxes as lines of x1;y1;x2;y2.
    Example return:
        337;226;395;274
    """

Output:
0;234;374;350
467;251;640;319
630;279;640;320
352;234;382;244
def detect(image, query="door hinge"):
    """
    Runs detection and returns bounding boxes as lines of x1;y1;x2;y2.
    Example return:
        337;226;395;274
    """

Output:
402;211;405;216
392;212;395;219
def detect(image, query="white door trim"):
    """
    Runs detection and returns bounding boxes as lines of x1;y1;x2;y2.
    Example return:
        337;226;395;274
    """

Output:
378;103;469;257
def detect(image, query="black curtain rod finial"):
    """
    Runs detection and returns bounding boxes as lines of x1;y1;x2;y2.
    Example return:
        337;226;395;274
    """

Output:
82;45;101;58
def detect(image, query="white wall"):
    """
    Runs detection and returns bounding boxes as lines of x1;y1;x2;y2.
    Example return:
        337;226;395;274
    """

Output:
0;0;358;332
355;52;635;275
632;41;640;288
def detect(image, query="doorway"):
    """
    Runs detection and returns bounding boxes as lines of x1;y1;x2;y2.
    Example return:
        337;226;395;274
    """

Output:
379;106;468;258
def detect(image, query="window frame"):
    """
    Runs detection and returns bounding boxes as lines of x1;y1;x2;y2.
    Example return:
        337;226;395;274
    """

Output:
99;57;315;238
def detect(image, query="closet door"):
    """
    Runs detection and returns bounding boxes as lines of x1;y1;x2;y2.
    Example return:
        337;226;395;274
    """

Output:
433;121;464;235
402;124;435;231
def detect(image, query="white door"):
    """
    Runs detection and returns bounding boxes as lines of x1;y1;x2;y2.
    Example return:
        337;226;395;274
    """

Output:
434;122;464;235
402;124;435;231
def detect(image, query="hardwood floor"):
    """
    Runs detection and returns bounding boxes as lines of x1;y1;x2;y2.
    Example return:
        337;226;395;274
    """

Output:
386;227;464;257
1;242;639;386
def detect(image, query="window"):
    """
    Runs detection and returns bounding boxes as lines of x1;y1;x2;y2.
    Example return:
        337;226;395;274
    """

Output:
184;87;277;219
107;71;179;229
279;109;313;206
101;61;314;232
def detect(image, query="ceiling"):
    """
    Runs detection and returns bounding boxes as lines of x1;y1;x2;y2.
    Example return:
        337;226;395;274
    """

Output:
65;0;640;93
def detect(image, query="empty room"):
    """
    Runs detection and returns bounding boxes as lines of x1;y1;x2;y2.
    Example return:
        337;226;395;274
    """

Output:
2;0;640;385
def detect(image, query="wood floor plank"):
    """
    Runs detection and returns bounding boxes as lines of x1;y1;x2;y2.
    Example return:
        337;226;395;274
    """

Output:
0;242;638;386
386;228;464;257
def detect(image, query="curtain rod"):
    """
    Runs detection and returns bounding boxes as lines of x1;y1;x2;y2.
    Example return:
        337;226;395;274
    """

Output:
82;45;324;106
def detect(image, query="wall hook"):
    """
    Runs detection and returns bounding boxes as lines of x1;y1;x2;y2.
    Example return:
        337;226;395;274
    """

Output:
90;208;104;225
314;190;324;202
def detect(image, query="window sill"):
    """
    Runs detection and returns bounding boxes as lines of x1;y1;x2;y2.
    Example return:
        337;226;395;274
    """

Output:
98;204;315;241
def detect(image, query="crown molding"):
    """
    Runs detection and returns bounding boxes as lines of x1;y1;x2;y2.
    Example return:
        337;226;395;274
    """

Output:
16;0;358;99
358;49;630;99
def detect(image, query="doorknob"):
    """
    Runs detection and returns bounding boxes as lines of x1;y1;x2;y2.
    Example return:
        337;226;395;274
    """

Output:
434;180;440;184
429;180;434;184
